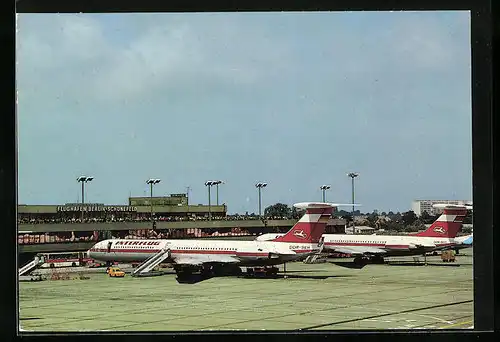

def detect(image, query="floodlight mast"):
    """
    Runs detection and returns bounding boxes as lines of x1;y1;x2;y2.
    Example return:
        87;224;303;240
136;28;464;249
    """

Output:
77;176;93;222
347;173;359;231
214;180;225;206
255;182;268;218
205;181;216;220
146;179;161;228
320;185;331;203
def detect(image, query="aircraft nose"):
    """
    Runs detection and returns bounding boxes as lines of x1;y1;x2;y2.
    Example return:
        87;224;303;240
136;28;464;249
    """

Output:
87;240;102;258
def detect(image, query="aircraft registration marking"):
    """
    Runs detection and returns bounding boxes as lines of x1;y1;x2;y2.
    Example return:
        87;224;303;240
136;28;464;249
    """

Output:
289;245;309;250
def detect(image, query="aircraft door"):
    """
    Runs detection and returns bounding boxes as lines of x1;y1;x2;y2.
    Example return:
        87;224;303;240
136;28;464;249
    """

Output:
107;241;112;253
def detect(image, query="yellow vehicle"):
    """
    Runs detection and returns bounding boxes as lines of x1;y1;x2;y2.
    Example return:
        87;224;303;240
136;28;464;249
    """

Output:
441;250;456;262
107;266;125;277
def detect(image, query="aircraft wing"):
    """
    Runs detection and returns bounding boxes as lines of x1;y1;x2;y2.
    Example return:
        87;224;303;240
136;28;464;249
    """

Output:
172;254;241;265
332;246;387;256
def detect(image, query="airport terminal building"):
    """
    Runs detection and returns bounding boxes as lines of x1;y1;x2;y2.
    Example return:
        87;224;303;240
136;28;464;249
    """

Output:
411;199;472;216
17;194;347;258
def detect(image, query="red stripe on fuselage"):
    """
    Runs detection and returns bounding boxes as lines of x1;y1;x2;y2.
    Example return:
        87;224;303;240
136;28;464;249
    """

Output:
92;248;161;253
90;248;314;257
325;242;415;249
325;242;385;247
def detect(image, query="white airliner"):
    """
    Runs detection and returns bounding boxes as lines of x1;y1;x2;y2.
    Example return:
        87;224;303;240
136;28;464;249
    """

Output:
87;202;356;278
255;204;469;265
450;233;473;253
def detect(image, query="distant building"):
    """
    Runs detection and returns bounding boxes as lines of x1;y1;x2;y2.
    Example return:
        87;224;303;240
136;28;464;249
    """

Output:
345;226;376;234
129;193;188;206
412;199;472;216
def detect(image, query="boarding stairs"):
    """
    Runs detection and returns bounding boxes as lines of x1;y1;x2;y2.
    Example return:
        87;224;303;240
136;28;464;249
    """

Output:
131;248;171;277
19;255;45;277
303;239;325;264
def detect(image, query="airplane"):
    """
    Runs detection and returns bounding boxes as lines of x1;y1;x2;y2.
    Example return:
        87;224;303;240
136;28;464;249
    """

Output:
255;204;469;265
450;233;473;254
440;203;473;254
87;202;359;279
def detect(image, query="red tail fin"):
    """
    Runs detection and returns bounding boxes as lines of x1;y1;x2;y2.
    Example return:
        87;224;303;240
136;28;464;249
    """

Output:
273;203;334;243
412;207;467;238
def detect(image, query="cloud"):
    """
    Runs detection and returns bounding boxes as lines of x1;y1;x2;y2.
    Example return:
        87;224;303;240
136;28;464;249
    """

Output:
15;13;471;210
17;12;469;108
17;14;294;104
391;13;470;71
319;11;469;80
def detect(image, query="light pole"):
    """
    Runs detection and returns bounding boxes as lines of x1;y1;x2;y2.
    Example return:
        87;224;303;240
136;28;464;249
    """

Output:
77;176;93;222
185;186;191;205
185;186;191;217
213;180;225;205
146;178;161;228
347;172;359;232
320;185;331;203
205;181;216;220
255;182;267;218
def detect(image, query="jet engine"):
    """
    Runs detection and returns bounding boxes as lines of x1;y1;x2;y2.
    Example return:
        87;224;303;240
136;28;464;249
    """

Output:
268;253;280;259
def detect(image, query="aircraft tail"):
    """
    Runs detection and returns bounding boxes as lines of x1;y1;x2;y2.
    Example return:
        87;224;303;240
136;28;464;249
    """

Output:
273;202;358;243
412;205;468;238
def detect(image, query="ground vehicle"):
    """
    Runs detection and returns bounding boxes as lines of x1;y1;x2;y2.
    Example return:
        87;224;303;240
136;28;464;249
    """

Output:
441;250;456;262
39;252;91;268
246;266;279;277
87;260;106;268
107;266;125;277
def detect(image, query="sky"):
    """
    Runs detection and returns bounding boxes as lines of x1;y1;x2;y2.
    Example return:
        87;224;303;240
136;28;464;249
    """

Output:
16;11;472;214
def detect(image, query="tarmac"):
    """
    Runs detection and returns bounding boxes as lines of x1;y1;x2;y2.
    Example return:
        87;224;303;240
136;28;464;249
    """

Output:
18;249;473;332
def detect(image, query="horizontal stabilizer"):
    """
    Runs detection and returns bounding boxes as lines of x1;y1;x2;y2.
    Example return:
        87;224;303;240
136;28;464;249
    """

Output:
293;202;361;209
432;203;472;210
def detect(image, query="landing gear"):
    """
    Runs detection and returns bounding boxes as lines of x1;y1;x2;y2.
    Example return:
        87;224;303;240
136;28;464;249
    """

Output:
246;266;279;277
201;265;214;277
371;255;385;264
175;264;243;279
353;256;368;266
211;264;242;277
174;265;197;279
